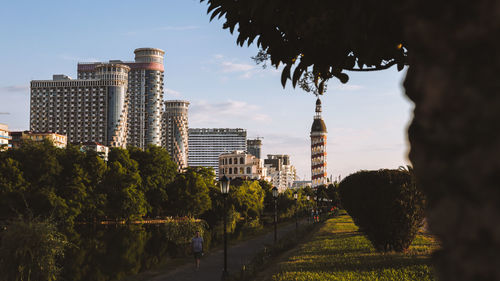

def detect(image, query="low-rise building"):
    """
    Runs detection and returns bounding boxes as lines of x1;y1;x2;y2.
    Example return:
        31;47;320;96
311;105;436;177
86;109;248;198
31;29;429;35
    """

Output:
219;150;266;180
264;154;296;192
10;131;67;148
0;123;11;150
79;142;109;161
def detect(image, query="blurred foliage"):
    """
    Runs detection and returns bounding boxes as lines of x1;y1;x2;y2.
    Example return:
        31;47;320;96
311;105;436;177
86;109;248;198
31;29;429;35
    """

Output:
339;169;426;252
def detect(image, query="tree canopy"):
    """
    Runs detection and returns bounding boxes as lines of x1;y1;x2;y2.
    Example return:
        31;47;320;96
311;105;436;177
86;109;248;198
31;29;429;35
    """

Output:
201;0;408;93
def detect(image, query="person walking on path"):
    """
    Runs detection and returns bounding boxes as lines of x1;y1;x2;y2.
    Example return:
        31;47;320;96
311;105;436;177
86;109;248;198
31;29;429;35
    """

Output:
192;231;204;270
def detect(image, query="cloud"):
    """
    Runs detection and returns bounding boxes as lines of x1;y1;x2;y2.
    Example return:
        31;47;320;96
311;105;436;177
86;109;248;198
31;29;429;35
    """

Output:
0;85;29;93
209;54;259;79
0;112;10;115
165;88;181;97
333;84;364;91
221;61;255;73
190;100;271;125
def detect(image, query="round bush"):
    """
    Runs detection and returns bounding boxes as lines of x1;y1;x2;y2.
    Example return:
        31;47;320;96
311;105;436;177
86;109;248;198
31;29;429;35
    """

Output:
339;169;426;252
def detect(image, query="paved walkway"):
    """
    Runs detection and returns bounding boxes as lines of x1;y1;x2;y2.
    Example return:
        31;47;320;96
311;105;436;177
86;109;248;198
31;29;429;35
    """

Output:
148;220;304;281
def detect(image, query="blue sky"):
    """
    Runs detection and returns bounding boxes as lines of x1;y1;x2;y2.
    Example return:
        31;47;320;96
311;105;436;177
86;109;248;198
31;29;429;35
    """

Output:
0;0;413;180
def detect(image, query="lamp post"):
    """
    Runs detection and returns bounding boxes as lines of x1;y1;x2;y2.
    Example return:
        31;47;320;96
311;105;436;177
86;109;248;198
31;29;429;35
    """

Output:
272;186;278;243
306;195;310;223
220;175;230;279
293;191;298;231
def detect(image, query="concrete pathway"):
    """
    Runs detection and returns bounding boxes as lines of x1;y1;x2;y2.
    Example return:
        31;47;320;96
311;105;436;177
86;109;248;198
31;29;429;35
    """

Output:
148;220;304;281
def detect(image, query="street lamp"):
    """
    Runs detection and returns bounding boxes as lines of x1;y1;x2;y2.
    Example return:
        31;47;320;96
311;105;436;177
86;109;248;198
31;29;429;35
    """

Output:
293;191;298;231
220;175;230;279
272;186;278;243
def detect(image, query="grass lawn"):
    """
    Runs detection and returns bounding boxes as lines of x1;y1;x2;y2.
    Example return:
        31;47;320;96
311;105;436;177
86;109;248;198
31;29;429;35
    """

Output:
270;213;439;281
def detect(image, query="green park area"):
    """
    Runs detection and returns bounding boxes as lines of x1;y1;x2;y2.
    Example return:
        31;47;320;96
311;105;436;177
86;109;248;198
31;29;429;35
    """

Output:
264;212;438;281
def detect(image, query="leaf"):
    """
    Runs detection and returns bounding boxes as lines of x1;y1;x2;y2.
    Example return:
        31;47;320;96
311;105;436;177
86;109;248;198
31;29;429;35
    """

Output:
292;61;305;88
397;62;404;71
281;63;292;88
337;73;349;84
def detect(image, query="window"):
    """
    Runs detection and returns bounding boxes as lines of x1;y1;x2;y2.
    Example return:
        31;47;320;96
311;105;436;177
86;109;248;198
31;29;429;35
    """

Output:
246;167;251;174
229;158;232;164
229;168;232;174
240;157;244;164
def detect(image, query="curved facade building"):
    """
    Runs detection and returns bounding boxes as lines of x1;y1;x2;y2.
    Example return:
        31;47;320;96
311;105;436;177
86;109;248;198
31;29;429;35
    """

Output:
310;98;328;188
77;48;165;149
128;48;165;148
95;64;129;147
162;100;189;170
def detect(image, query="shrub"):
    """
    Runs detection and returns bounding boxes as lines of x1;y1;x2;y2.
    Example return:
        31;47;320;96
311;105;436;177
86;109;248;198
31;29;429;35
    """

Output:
0;217;68;281
339;168;426;252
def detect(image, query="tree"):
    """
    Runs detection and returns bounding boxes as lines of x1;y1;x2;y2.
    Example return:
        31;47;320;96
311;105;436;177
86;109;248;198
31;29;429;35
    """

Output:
166;167;212;217
3;140;67;222
0;156;28;219
201;2;499;279
229;180;264;219
103;148;147;221
129;146;177;217
201;0;407;92
0;217;67;281
55;145;90;225
78;149;107;222
258;179;274;212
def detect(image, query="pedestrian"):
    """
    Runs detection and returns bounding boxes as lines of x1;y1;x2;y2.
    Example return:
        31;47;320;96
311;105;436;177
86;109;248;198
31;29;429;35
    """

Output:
192;230;204;270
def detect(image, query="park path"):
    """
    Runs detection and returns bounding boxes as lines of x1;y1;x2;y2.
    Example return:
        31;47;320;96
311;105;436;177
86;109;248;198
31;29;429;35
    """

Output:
147;220;304;281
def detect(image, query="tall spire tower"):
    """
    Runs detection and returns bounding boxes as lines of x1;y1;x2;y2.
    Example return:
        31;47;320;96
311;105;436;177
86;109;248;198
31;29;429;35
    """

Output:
310;98;328;187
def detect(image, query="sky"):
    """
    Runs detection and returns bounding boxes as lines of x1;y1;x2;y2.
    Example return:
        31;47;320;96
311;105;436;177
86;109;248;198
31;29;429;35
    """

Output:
0;0;413;180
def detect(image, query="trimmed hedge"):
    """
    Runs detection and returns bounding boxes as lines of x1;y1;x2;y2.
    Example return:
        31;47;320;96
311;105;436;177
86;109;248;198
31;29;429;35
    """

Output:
339;169;426;252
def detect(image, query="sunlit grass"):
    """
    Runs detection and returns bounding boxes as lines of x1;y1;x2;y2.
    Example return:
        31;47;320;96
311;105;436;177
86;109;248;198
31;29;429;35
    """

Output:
271;213;438;281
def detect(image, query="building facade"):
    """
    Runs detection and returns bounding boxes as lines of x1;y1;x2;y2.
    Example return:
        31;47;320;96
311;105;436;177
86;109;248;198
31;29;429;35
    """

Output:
310;98;328;188
10;131;67;148
79;142;109;161
162;100;189;170
0;123;11;150
247;139;262;159
30;64;130;147
264;154;296;191
78;48;165;149
188;128;247;176
219;150;266;180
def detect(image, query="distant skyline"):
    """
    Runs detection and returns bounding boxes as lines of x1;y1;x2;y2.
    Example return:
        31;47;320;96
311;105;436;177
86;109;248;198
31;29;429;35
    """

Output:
0;0;412;180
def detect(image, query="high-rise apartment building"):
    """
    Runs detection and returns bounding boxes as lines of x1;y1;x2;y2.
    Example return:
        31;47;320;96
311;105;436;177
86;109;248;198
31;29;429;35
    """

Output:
30;64;130;147
247;139;262;159
78;48;165;149
162;100;189;170
264;154;296;191
188;128;246;176
310;98;328;188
